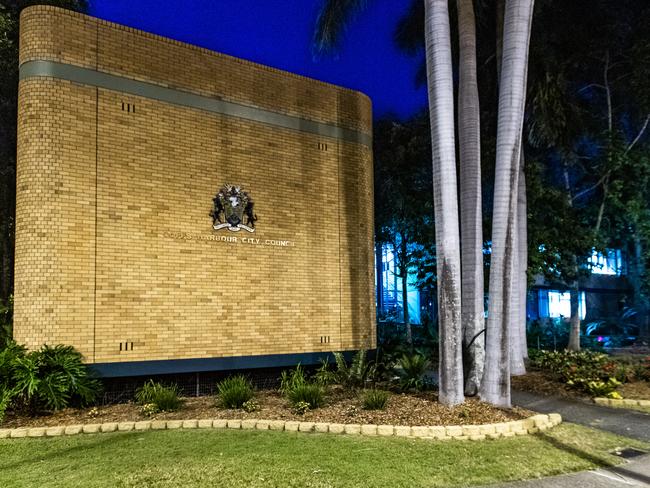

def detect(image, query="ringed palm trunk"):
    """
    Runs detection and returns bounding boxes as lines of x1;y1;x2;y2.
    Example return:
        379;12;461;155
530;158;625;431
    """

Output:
424;0;464;406
509;148;526;376
517;159;529;359
480;0;535;408
457;0;484;397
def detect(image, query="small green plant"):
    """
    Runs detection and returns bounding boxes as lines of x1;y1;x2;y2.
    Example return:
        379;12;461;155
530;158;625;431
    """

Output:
135;380;182;412
279;364;307;394
581;378;621;397
361;389;389;410
287;383;325;409
332;350;376;388
313;358;337;386
294;401;311;415
395;353;431;391
140;403;159;417
242;399;260;413
216;375;254;409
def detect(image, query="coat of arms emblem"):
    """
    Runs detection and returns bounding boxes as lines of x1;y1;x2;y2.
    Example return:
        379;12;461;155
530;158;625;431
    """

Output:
210;184;258;232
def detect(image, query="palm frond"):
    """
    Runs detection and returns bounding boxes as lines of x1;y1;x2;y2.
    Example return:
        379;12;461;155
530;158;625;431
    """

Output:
312;0;369;56
393;0;424;56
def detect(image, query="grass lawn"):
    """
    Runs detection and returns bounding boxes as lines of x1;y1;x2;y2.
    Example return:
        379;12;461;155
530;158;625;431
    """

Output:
0;424;648;488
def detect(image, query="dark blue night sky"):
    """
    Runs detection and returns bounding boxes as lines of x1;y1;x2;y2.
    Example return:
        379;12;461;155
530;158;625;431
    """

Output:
89;0;427;120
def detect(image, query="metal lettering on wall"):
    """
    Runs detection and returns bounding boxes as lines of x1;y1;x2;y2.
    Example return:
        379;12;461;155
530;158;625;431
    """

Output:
161;231;295;247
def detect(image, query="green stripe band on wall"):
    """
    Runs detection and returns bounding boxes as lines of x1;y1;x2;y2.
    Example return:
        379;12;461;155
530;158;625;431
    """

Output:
19;60;372;147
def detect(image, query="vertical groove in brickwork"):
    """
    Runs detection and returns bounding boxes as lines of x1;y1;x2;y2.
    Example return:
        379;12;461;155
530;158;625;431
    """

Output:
92;23;99;363
336;139;343;345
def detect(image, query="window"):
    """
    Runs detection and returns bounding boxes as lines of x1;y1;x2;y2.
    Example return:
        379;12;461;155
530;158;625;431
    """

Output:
589;249;624;275
540;290;586;320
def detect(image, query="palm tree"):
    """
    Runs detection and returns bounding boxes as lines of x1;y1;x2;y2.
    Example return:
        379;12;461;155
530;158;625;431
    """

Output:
314;0;465;405
480;0;535;407
424;0;465;405
496;0;527;377
457;0;485;396
517;159;529;360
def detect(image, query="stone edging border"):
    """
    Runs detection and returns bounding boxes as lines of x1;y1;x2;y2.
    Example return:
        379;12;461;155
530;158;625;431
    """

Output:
0;413;562;441
594;397;650;408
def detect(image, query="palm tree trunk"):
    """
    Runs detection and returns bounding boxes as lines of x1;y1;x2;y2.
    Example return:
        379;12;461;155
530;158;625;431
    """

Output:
424;0;464;406
517;158;529;359
457;0;484;397
509;148;526;375
480;0;535;408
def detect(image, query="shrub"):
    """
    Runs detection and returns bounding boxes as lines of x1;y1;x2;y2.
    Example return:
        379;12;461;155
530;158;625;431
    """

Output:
216;375;254;409
362;389;389;410
286;383;325;410
0;297;13;349
0;387;12;424
135;380;182;412
395;353;431;391
634;357;650;382
530;350;626;397
7;344;101;413
581;378;621;398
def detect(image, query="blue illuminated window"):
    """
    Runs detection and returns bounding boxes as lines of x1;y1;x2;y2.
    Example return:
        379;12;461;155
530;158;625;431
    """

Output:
589;249;624;275
543;290;586;320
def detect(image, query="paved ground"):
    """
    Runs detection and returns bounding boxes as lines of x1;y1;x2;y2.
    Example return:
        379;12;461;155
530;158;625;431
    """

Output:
512;390;650;442
489;454;650;487
484;391;650;487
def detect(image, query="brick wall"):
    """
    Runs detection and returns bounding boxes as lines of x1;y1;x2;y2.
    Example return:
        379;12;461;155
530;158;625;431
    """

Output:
14;6;375;368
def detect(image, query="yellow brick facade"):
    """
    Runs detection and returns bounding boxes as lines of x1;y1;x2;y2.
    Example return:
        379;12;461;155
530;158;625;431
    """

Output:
14;6;375;368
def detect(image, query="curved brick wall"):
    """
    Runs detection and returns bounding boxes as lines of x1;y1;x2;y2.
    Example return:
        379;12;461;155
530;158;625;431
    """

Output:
14;6;375;372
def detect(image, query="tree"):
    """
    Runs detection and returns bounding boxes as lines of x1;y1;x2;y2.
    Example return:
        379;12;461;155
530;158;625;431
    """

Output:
479;0;535;408
423;0;464;405
373;116;435;344
525;0;650;349
456;0;485;396
314;0;465;404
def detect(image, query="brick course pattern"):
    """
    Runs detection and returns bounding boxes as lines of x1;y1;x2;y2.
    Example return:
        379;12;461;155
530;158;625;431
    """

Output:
14;6;375;366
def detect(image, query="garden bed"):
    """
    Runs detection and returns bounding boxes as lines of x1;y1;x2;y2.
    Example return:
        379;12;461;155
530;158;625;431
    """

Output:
2;387;531;429
512;370;650;401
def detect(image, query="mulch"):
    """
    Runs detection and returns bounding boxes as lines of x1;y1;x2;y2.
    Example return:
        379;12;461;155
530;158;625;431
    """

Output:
2;386;532;429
